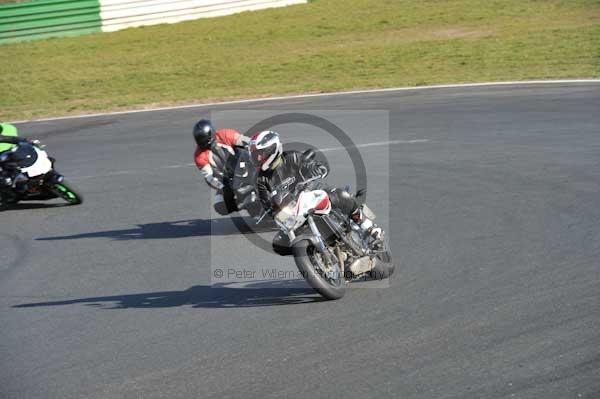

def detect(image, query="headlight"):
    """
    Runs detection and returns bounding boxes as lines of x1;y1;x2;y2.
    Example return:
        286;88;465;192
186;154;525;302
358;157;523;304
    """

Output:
275;202;297;230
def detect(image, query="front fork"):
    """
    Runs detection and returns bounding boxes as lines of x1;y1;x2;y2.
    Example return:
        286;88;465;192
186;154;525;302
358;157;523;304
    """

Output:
307;215;327;252
307;214;339;270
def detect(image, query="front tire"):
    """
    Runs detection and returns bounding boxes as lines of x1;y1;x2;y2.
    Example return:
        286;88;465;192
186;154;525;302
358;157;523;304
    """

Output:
52;180;83;205
292;240;346;300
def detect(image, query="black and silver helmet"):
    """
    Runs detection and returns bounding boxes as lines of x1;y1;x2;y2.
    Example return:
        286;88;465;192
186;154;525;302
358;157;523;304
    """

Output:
193;119;215;149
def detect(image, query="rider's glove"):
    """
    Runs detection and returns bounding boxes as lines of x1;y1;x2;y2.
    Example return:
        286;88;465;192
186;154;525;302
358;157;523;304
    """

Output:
28;139;45;148
316;165;328;178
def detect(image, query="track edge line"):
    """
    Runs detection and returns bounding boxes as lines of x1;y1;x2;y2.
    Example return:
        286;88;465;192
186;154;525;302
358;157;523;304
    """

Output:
11;79;600;124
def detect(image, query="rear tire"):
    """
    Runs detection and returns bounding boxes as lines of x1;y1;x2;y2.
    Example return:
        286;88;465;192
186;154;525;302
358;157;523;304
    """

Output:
0;191;17;210
52;180;83;205
368;248;395;280
292;240;346;300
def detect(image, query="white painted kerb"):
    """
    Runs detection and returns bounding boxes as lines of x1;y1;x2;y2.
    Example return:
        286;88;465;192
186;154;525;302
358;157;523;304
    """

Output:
99;0;307;32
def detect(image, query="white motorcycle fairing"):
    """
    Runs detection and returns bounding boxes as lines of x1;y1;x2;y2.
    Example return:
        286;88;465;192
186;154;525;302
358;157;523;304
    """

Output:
274;189;331;234
21;147;52;178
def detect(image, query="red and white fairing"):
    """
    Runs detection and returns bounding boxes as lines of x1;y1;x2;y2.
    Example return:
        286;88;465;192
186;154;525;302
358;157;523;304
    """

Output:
309;190;331;214
274;189;331;237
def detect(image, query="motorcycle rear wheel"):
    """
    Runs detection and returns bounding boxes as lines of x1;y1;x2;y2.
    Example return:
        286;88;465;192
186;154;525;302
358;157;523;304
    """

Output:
0;190;18;210
292;240;346;300
368;248;395;280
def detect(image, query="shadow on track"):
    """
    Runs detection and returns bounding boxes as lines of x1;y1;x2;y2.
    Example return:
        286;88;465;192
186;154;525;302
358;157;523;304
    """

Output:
1;202;71;211
36;217;276;241
13;281;322;309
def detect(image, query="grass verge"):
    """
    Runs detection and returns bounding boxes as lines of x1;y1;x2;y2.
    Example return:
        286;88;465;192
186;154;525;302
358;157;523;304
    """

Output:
1;0;599;120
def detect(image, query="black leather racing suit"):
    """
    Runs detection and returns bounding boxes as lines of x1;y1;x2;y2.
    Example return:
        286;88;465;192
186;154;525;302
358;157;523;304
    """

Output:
256;151;358;255
207;142;244;215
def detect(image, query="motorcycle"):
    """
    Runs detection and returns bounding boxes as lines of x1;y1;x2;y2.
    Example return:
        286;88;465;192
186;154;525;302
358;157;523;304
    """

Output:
265;161;394;300
0;141;83;209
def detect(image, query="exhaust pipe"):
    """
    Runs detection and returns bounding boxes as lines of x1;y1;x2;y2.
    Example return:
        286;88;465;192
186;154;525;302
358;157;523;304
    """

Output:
348;256;375;275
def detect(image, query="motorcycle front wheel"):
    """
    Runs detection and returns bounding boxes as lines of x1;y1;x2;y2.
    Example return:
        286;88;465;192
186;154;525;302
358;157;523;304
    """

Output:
51;180;83;205
292;240;346;300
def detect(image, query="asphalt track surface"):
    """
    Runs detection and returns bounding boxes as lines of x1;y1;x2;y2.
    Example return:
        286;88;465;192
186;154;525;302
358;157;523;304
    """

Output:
1;83;599;398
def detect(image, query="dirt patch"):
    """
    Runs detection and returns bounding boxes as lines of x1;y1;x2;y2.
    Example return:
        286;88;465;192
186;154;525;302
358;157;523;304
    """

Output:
430;27;493;39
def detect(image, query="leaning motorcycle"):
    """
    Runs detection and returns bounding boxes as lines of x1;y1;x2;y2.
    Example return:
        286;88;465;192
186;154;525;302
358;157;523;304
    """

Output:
0;141;83;209
268;174;395;300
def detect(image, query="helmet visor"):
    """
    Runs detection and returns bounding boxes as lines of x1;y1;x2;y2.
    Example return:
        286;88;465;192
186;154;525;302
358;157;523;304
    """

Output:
250;144;269;167
197;135;213;149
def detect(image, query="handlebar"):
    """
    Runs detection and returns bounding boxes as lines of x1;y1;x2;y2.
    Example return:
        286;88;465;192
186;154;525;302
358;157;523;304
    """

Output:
296;174;323;188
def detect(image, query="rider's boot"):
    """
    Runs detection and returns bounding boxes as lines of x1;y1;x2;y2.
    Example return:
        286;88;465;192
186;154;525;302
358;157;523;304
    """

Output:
351;207;383;240
214;201;229;216
213;192;231;216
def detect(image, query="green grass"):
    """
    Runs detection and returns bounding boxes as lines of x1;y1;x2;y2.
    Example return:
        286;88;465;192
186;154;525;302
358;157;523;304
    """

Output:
1;0;599;120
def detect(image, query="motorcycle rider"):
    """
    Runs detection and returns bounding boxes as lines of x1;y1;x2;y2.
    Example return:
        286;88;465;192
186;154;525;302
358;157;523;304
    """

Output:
0;123;24;153
0;123;33;202
193;118;250;215
249;130;382;255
